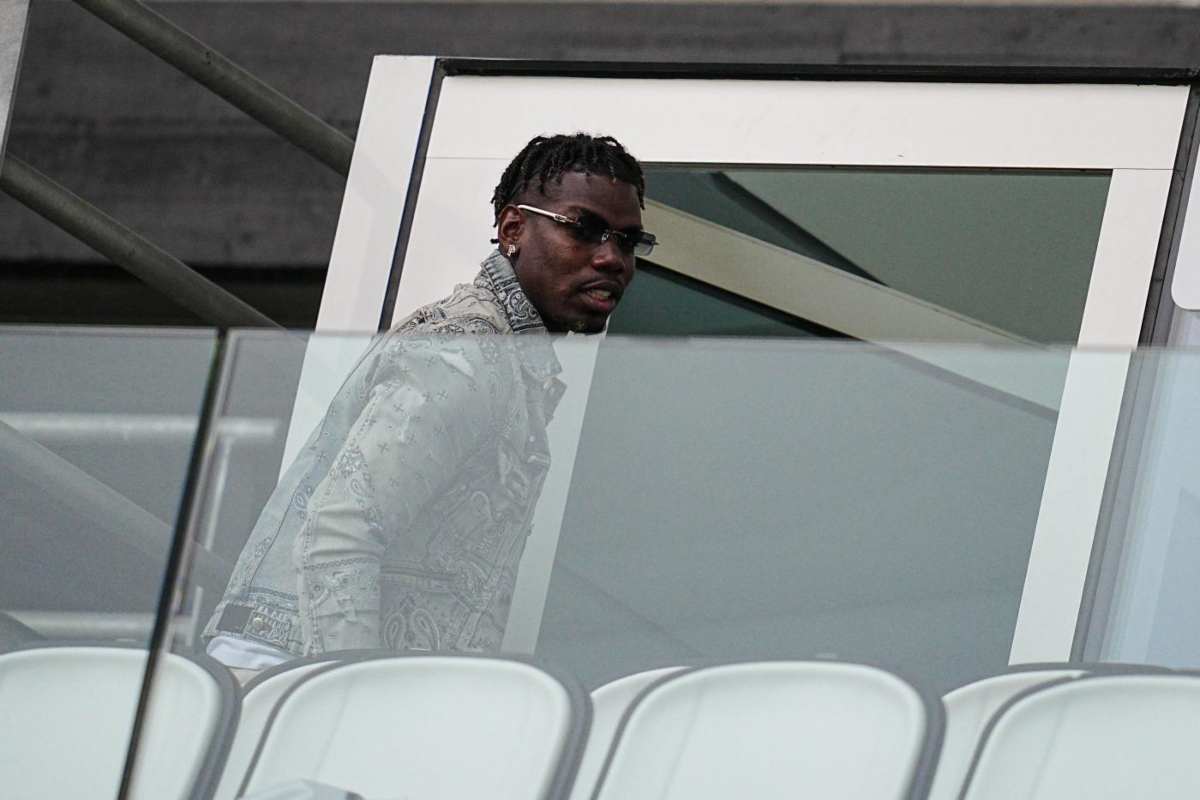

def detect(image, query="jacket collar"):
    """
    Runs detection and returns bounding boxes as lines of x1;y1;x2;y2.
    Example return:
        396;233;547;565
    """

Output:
477;250;562;382
478;250;546;335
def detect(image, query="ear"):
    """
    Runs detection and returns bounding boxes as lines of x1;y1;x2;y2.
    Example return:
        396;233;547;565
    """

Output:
496;205;524;253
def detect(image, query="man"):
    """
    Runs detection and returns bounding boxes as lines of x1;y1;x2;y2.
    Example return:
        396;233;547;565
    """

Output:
204;133;655;673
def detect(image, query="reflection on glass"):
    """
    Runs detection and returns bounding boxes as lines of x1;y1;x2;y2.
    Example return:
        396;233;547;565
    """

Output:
20;328;1200;798
0;327;216;799
1090;331;1200;667
0;329;216;648
624;167;1110;343
175;333;1072;698
539;337;1063;694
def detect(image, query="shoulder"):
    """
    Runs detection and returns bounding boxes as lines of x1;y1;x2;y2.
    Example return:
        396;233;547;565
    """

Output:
391;280;511;336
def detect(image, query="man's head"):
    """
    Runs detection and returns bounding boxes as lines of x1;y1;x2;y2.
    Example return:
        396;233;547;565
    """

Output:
491;133;651;334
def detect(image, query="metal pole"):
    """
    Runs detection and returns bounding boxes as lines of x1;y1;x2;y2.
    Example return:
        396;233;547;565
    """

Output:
72;0;354;176
0;155;281;329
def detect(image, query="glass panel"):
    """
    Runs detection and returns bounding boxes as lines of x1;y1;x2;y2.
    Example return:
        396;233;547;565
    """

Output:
1089;313;1200;666
622;167;1111;343
0;327;216;645
537;337;1064;694
127;331;1200;798
0;327;215;799
162;333;1071;696
181;331;310;650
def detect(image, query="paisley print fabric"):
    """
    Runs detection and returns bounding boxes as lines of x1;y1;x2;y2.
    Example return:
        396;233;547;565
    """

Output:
203;251;564;657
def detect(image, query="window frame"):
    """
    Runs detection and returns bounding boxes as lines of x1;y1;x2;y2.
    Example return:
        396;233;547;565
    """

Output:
315;57;1194;663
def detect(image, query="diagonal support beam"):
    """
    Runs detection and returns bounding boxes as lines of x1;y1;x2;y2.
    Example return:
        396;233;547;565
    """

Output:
0;155;281;329
0;417;231;590
72;0;354;176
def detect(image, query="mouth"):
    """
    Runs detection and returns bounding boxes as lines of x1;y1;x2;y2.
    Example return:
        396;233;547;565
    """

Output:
578;282;623;314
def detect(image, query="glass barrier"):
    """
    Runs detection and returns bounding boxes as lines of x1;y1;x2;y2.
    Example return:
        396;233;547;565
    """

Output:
1087;339;1200;666
10;328;1200;798
0;327;217;644
0;326;216;800
147;331;1079;799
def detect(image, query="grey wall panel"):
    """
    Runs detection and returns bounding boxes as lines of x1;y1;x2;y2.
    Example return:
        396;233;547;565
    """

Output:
0;0;30;160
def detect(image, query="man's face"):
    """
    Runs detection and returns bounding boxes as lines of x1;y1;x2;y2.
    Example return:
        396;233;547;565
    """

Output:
499;171;642;334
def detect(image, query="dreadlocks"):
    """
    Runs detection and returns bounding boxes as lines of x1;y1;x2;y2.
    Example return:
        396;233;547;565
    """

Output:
491;133;645;224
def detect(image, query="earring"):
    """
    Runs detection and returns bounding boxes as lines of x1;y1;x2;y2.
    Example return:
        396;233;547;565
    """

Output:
506;244;517;257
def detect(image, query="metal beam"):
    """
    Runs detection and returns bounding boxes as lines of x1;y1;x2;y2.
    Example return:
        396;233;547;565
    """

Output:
0;411;281;445
0;155;280;329
5;610;154;641
72;0;354;176
0;416;231;589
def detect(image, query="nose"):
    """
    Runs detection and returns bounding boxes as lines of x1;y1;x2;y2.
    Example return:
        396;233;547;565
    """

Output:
591;237;634;279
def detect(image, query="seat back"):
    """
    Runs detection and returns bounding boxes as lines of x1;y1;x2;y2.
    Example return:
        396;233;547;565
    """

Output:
212;661;332;800
569;667;686;800
961;673;1200;800
593;660;940;800
928;666;1084;800
241;655;587;800
0;645;232;800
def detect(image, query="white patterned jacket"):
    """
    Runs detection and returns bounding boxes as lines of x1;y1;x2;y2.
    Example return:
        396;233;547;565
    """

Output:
203;251;564;657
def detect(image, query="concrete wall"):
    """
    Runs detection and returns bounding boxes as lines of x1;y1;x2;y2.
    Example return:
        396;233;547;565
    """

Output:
3;2;1200;322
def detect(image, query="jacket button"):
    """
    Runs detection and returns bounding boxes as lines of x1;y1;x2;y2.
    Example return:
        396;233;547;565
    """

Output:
250;615;267;633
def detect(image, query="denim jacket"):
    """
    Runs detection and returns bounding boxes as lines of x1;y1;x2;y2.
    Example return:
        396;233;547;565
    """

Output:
203;252;564;656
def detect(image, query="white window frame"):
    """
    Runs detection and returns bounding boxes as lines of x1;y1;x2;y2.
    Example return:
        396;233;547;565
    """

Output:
315;57;1189;661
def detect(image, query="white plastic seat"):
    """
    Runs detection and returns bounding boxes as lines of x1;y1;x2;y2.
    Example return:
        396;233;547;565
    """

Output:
592;660;940;800
0;645;233;800
239;655;587;800
212;660;332;800
961;673;1200;800
927;666;1084;800
568;666;686;800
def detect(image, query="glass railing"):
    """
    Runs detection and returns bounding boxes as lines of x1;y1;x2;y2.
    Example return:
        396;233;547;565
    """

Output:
0;327;217;645
4;327;1199;798
0;327;218;800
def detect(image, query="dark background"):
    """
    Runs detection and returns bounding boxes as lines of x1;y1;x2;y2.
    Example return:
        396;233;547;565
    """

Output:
4;2;1200;326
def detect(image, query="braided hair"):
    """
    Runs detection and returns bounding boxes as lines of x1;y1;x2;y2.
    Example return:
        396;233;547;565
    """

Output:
491;133;645;223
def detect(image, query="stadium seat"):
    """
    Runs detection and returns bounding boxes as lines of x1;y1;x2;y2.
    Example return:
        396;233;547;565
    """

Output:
238;654;588;800
591;660;941;800
0;644;236;800
212;659;336;800
927;665;1085;800
960;672;1200;800
568;666;686;800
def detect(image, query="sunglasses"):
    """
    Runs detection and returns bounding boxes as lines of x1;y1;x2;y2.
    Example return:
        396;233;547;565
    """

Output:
517;204;658;257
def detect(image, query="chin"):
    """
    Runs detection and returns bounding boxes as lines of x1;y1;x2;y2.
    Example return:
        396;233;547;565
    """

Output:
571;319;608;334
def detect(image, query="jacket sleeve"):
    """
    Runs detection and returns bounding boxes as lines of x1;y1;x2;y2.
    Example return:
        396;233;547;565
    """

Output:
291;337;509;654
